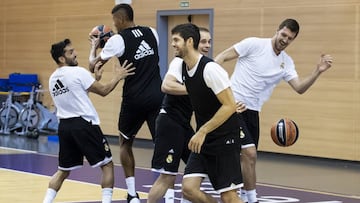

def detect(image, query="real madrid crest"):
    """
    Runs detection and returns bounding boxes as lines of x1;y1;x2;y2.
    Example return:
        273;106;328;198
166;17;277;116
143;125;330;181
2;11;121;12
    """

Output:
280;62;285;69
166;154;173;163
240;130;245;138
104;143;110;151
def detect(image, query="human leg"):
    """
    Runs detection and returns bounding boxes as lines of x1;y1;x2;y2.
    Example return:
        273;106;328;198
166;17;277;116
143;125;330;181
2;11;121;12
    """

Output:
182;152;215;203
119;136;135;177
221;190;244;203
147;173;176;203
43;170;70;203
78;123;114;203
182;176;217;203
119;135;139;202
206;130;243;203
118;102;151;203
43;118;81;203
240;146;257;202
149;113;193;203
100;161;114;203
240;110;260;203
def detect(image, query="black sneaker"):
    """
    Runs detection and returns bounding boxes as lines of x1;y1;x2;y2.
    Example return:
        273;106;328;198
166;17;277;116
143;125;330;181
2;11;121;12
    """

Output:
127;192;140;203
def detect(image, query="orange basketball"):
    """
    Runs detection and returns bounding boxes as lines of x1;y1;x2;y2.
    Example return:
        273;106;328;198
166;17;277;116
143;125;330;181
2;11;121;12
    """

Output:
270;118;299;147
89;25;114;48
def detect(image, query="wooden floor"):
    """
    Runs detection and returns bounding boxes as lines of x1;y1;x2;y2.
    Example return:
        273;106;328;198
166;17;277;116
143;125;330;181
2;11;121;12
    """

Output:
0;134;359;203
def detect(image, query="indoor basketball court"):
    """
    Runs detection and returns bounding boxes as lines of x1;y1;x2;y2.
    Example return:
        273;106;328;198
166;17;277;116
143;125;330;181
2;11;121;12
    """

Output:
0;135;359;203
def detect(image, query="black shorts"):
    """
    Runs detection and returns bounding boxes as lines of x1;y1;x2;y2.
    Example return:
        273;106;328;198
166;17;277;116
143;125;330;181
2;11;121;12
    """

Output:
183;130;243;193
236;113;256;149
58;117;112;170
118;99;161;141
238;110;260;148
151;113;193;174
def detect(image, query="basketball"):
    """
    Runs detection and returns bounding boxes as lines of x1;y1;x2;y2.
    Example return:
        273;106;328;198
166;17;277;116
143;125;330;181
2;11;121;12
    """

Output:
89;25;114;48
270;118;299;147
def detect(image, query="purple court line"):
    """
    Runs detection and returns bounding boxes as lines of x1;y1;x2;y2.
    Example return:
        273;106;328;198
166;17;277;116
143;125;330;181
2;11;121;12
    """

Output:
0;153;359;203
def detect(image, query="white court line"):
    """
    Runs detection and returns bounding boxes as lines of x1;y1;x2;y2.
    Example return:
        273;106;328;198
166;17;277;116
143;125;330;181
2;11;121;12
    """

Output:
0;146;37;153
257;182;360;199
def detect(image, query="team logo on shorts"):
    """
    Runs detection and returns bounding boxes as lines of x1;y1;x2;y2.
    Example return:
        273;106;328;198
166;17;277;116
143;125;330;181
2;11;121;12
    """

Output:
104;143;110;151
166;149;174;163
240;128;245;138
166;154;173;163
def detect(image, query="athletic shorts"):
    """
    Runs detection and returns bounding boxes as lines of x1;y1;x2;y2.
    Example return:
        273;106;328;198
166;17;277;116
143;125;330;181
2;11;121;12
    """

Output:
58;117;112;170
118;99;161;141
151;113;193;174
238;110;260;148
183;130;243;193
236;113;255;149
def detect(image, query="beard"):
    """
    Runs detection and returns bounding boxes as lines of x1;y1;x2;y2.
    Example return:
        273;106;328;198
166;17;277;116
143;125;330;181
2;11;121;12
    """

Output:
65;57;78;66
174;48;188;59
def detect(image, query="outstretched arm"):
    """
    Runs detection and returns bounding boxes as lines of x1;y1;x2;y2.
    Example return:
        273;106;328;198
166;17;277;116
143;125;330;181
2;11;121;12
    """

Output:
289;54;333;94
88;60;135;97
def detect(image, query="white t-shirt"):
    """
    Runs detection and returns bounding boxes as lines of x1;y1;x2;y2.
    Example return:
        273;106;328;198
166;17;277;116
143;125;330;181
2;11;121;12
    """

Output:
49;66;100;124
168;55;230;94
100;27;159;60
231;37;298;111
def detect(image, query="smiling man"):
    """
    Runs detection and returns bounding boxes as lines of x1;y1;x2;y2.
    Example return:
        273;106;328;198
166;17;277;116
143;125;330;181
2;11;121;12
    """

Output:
215;18;333;203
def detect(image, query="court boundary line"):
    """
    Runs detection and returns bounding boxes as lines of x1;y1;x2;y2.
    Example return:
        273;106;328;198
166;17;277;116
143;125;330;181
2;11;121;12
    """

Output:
1;146;359;200
257;182;360;199
0;146;37;153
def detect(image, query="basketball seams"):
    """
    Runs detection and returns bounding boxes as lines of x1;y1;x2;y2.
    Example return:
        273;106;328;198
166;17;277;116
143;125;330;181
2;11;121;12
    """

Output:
271;118;299;147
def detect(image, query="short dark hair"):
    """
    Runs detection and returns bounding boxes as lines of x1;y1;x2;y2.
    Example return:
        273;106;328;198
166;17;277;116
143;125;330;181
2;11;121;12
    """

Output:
112;4;134;21
171;23;200;50
50;38;71;64
278;18;300;38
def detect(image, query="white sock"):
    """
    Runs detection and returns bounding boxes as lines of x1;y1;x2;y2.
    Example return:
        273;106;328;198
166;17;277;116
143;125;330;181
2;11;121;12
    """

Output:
43;188;57;203
247;189;257;203
238;188;242;197
241;190;248;202
125;177;137;196
102;188;113;203
180;197;192;203
164;188;174;203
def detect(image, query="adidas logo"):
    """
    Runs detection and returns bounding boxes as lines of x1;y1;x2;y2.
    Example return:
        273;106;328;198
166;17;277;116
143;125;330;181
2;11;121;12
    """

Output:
225;139;235;145
52;79;69;97
131;29;144;38
168;149;174;153
134;40;154;60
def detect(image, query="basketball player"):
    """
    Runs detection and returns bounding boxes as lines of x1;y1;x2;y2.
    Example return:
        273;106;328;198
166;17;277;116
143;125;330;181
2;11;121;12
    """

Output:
147;27;212;203
43;38;135;203
215;18;333;203
169;23;244;203
89;4;164;203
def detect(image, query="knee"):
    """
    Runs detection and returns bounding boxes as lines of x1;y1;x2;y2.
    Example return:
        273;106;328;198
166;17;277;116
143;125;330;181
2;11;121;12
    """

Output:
102;161;114;172
182;180;196;200
58;170;70;179
181;184;192;200
220;191;238;203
